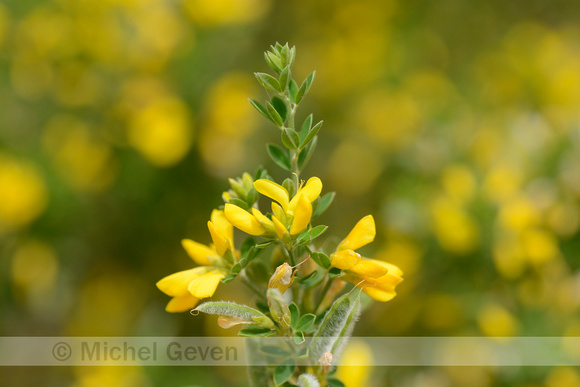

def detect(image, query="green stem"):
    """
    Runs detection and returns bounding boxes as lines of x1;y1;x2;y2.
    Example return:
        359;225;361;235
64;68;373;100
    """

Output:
241;272;267;302
314;277;334;314
283;95;300;184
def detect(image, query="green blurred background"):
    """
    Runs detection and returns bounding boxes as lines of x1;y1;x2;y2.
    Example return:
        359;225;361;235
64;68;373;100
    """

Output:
1;0;580;385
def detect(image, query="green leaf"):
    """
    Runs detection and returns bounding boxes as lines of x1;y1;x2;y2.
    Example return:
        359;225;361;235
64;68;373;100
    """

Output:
260;346;291;358
255;72;281;92
304;71;315;93
310;252;331;270
231;262;242;274
282;178;296;198
302;225;328;242
289;46;296;67
267;144;291;171
279;66;291;92
300;270;324;289
289;302;300;329
254;166;268;181
300;120;323;150
293;330;305;345
313;192;335;218
274;364;295;386
295;71;315;104
295;314;316;332
299;114;313;141
266;52;284;73
288;80;298;104
249;99;273;123
241;237;256;260
271;96;288;122
281;128;300;150
239;327;275;337
256;240;274;249
327;378;345;387
329;267;342;278
267;101;284;127
195;301;272;324
221;274;237;284
299;270;317;284
298;136;317;170
228;198;250;211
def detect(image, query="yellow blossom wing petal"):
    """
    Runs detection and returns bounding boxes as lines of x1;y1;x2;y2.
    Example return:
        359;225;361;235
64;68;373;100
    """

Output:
208;221;230;257
349;259;389;278
187;271;225;298
290;194;312;235
330;250;362;270
224;203;266;235
272;215;289;240
211;209;233;243
254;179;289;212
337;215;376;251
366;259;404;277
165;293;200;312
357;271;403;302
182;239;216;266
156;267;209;296
362;286;397;302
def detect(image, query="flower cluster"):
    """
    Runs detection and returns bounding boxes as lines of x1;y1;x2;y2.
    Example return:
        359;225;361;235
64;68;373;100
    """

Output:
156;43;403;386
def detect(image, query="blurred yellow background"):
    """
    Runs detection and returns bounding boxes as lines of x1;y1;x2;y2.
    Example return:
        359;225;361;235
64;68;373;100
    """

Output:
1;0;579;385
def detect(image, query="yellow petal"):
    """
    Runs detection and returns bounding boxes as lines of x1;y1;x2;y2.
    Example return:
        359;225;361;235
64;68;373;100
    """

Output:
362;286;397;302
330;250;362;270
289;176;323;212
187;271;225;298
182;239;216;266
272;215;288;240
349;260;389;278
290;194;312;235
211;209;233;243
254;179;289;212
208;221;230;257
156;267;209;297
366;259;404;277
165;293;200;312
224;203;266;235
337;215;375;251
349;270;403;302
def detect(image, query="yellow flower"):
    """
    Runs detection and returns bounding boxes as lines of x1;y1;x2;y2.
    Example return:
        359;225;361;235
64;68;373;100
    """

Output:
156;209;235;312
330;215;403;302
224;176;322;240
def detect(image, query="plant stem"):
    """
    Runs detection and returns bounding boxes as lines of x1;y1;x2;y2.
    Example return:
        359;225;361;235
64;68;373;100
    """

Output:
241;272;267;302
